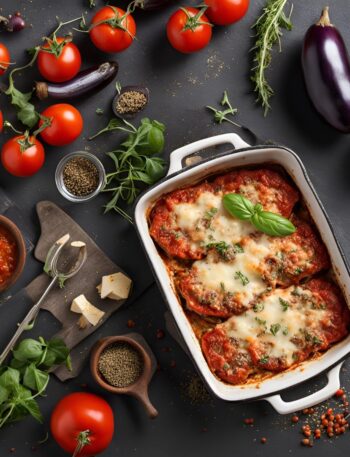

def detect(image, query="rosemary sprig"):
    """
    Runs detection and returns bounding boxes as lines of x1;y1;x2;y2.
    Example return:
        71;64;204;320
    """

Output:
251;0;293;116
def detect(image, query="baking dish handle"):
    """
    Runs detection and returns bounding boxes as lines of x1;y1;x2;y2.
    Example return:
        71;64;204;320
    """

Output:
167;133;251;175
264;362;343;415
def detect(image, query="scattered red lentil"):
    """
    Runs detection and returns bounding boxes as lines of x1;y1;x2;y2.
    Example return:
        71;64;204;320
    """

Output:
335;389;345;397
291;415;299;423
244;418;254;425
260;437;267;444
301;438;313;447
127;319;136;328
156;329;165;339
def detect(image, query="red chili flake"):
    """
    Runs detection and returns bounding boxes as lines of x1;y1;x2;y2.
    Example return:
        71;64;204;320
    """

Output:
170;360;176;368
260;437;267;444
127;319;136;328
156;329;165;339
244;418;254;425
335;389;345;397
291;415;299;423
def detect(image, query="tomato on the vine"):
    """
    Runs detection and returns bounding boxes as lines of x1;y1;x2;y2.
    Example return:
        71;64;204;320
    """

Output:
205;0;249;25
37;37;81;83
167;7;212;54
51;392;114;457
89;6;136;53
39;103;83;146
1;135;45;177
0;43;10;76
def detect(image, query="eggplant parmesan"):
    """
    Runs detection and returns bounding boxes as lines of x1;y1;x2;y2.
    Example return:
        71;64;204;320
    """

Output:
148;167;350;385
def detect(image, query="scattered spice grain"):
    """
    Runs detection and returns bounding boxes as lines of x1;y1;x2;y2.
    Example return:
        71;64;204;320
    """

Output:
260;437;267;444
115;90;147;115
127;319;136;328
63;157;99;197
98;342;143;388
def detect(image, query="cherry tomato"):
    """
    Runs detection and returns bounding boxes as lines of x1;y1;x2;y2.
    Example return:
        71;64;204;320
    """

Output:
89;6;136;53
0;110;3;132
0;43;10;76
205;0;249;25
167;7;212;54
51;392;114;457
39;103;83;146
1;135;45;177
37;37;81;83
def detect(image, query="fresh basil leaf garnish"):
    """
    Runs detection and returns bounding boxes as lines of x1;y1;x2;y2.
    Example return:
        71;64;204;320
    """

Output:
223;193;296;237
223;194;255;220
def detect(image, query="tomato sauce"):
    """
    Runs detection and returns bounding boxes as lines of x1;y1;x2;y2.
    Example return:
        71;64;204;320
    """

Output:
0;226;17;287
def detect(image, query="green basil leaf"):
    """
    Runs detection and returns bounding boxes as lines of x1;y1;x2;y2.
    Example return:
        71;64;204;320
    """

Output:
43;339;70;368
0;386;9;404
223;193;255;220
23;364;49;393
13;339;44;362
145;157;166;183
0;368;20;389
251;211;296;236
18;397;43;423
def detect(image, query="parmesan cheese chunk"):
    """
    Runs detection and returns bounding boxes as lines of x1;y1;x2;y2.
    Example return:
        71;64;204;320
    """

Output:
70;294;105;326
100;273;132;300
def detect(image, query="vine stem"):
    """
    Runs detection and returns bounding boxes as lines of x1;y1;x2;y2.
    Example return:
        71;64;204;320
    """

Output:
71;430;91;457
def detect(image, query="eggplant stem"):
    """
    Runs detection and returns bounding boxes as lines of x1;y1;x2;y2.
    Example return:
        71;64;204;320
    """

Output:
316;6;333;27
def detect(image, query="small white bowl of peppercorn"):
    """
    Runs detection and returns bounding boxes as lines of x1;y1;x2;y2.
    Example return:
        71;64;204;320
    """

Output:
90;335;158;419
55;151;106;202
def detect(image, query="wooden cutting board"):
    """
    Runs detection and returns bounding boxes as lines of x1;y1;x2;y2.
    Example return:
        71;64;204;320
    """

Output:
22;201;131;381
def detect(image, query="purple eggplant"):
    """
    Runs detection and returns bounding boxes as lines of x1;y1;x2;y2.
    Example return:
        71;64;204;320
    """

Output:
302;7;350;132
35;61;118;100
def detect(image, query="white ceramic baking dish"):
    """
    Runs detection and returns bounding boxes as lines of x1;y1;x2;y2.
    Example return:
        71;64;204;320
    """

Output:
134;133;350;414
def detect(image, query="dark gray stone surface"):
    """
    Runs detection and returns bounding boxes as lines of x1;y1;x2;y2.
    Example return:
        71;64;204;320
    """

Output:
0;0;350;455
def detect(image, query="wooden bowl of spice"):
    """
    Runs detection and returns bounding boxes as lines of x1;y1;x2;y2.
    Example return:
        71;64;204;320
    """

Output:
55;151;106;202
0;215;26;292
90;335;158;419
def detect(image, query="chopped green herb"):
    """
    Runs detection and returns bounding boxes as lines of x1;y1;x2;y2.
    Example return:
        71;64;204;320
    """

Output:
294;267;303;275
96;108;104;115
253;303;264;313
204;207;218;220
206;241;229;256
233;243;244;253
270;323;281;336
220;282;226;292
259;355;269;364
234;271;249;286
312;335;322;346
292;353;298;361
223;362;230;370
279;297;290;312
255;317;267;327
282;327;289;336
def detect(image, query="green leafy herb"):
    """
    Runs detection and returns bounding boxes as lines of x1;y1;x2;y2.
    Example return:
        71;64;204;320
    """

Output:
253;303;264;313
251;0;293;115
95;108;104;115
234;271;249;286
206;241;229;256
233;243;244;254
101;118;166;222
206;90;240;127
223;193;296;237
270;323;281;336
0;336;70;428
282;327;289;336
88;118;121;140
220;282;226;292
279;297;290;311
259;354;269;364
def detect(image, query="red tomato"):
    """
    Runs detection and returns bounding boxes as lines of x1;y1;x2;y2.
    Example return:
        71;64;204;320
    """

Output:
0;110;3;132
51;392;114;457
89;6;136;53
1;135;45;177
39;103;83;146
0;43;10;76
205;0;249;25
37;37;81;83
167;7;212;54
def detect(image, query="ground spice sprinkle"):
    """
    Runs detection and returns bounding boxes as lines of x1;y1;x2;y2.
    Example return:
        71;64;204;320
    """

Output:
98;342;143;388
115;91;147;115
63;156;99;197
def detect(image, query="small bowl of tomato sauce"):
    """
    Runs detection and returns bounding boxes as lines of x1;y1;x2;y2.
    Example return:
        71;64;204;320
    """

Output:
0;216;26;292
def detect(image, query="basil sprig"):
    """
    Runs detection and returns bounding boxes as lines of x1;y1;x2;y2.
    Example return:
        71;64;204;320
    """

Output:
223;194;296;237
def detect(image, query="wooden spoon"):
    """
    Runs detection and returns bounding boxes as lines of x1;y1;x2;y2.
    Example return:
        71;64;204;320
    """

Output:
90;334;158;419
